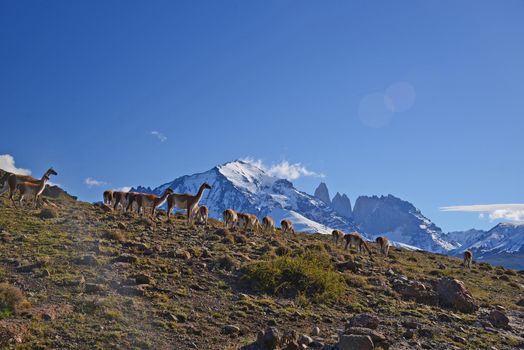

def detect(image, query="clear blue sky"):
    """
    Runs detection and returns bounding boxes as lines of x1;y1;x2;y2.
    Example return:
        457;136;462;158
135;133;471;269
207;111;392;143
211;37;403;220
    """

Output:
1;1;523;232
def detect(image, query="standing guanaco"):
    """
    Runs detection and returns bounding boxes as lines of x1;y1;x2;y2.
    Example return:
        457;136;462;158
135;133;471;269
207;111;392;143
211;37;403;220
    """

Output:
223;209;238;229
16;172;52;207
1;168;57;203
375;236;391;257
463;250;473;269
280;219;295;235
332;229;345;246
237;213;261;233
103;190;114;206
262;216;276;234
195;205;209;226
128;188;173;218
344;232;372;256
166;182;212;224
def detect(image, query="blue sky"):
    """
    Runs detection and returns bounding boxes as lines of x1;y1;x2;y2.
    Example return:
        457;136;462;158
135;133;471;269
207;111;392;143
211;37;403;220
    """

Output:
1;1;523;232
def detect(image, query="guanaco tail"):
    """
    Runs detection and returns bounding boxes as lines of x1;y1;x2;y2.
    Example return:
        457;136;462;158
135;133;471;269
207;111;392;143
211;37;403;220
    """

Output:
166;182;212;224
375;236;391;257
280;219;295;235
344;232;372;256
332;229;345;246
463;250;473;269
262;216;276;234
195;205;209;225
103;190;114;206
223;209;238;229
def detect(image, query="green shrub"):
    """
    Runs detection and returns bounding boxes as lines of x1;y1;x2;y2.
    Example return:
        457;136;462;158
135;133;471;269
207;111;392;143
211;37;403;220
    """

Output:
0;283;26;317
243;251;347;303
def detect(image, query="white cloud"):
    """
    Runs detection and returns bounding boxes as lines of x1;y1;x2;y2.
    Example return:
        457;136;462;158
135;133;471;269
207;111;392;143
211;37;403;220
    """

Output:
243;158;324;181
0;154;31;175
113;186;132;192
441;204;524;222
150;131;167;142
84;177;107;188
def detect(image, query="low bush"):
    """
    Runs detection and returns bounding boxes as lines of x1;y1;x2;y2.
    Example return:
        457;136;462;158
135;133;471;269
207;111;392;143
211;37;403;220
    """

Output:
243;251;347;303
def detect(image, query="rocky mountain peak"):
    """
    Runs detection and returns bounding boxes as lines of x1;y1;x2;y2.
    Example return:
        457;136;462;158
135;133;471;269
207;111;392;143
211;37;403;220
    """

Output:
314;182;331;205
331;192;352;219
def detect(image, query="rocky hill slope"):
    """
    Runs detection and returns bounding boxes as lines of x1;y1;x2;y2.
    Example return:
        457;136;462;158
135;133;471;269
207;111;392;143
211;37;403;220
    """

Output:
0;194;523;349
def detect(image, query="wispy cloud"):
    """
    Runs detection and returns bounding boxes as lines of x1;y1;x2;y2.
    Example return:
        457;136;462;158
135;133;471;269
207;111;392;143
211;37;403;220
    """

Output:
440;204;524;222
84;177;107;188
243;158;325;181
150;131;167;142
0;154;31;175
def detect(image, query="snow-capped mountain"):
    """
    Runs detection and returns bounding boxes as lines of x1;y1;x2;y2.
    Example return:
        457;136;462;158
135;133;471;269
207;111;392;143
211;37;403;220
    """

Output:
450;222;524;269
352;195;459;253
132;160;355;234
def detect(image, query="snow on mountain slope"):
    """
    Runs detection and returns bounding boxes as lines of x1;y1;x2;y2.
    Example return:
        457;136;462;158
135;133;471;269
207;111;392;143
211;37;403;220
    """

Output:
133;160;356;233
456;222;524;256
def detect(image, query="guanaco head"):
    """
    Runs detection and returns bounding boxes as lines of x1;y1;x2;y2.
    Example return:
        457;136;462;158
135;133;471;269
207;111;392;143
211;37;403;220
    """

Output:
202;182;211;190
164;188;174;195
47;168;58;176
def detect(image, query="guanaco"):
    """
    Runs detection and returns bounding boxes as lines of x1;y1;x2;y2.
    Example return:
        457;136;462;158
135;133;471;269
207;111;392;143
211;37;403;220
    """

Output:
1;168;57;203
129;188;173;218
195;205;209;225
463;250;473;269
262;216;276;234
103;190;114;206
332;229;345;246
280;219;295;235
223;209;238;229
166;182;212;224
344;232;372;256
16;172;52;207
238;213;261;233
375;236;391;257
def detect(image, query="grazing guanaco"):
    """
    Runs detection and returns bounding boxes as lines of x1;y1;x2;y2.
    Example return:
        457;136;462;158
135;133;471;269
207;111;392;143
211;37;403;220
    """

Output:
463;250;473;269
262;216;276;234
195;205;209;225
16;172;52;207
375;236;391;257
332;229;345;246
280;219;295;235
237;213;261;233
128;188;173;218
166;182;212;224
1;168;57;203
223;209;238;229
103;190;114;206
344;232;372;256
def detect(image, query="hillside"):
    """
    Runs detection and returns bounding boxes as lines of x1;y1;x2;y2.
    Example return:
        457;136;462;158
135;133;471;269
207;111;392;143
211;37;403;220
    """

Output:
0;195;523;349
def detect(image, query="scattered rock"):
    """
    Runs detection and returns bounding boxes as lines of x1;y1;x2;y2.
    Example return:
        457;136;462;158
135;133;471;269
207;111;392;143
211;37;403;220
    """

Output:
348;313;380;329
344;327;386;343
516;299;524;307
311;326;320;336
39;208;58;219
74;255;99;266
117;222;127;230
133;274;151;285
487;310;510;329
222;324;241;336
298;334;313;345
338;334;374;350
175;249;192;260
256;327;281;349
85;283;104;294
392;278;438;305
112;254;138;264
437;277;478;313
117;285;145;296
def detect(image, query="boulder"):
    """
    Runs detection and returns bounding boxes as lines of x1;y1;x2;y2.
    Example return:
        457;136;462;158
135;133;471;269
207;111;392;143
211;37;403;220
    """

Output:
487;310;510;329
344;327;386;343
256;327;282;350
348;313;380;329
338;334;374;350
437;277;478;313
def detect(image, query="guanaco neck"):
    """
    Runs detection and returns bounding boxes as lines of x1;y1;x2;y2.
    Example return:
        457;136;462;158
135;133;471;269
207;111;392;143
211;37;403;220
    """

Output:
155;190;171;207
194;184;207;202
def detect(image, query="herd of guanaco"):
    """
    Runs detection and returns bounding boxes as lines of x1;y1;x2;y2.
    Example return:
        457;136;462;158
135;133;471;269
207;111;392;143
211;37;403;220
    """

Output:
0;167;475;268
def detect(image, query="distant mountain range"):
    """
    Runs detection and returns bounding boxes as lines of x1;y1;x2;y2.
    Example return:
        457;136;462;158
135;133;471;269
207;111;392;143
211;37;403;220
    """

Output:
132;160;524;269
